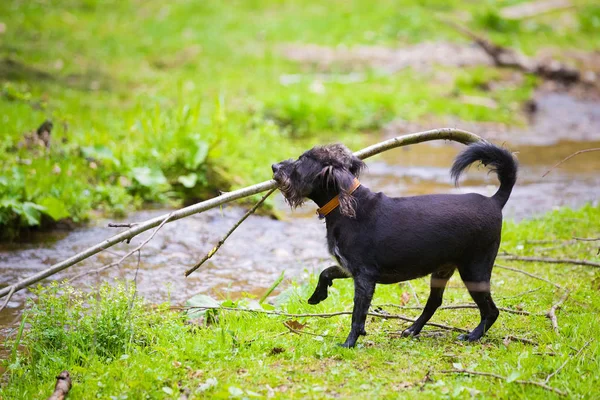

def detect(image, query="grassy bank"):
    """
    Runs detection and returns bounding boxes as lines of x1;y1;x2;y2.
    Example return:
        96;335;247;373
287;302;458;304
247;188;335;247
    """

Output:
1;0;599;238
1;204;599;398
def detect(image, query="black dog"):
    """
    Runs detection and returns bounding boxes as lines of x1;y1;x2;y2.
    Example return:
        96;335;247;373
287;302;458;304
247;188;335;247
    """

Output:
272;141;517;347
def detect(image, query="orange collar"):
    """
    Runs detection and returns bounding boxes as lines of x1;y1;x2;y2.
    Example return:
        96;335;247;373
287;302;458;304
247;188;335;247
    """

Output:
316;178;361;219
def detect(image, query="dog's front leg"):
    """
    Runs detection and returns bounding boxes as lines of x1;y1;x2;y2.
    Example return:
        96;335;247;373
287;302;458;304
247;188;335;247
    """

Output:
340;278;376;348
308;265;351;305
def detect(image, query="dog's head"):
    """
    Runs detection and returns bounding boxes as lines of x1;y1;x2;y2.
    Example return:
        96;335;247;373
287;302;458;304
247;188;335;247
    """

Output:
272;144;365;217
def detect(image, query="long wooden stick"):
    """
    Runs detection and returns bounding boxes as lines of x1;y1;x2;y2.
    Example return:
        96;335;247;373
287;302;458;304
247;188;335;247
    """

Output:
0;128;482;299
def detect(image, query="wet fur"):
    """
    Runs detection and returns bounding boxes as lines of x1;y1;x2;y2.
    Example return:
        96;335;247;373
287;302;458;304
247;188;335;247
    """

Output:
272;141;518;348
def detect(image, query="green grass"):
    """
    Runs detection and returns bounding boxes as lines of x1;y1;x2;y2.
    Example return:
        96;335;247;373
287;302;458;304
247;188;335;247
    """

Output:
1;0;598;238
2;205;599;399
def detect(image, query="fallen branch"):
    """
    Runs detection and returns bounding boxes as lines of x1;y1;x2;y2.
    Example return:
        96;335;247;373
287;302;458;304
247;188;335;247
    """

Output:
438;369;566;396
67;214;173;283
0;286;16;313
544;339;592;383
375;302;530;316
47;371;72;400
179;305;469;333
546;290;570;334
444;19;583;84
185;188;277;277
495;264;564;289
0;128;482;299
574;237;600;242
498;255;600;268
542;148;600;177
503;335;539;346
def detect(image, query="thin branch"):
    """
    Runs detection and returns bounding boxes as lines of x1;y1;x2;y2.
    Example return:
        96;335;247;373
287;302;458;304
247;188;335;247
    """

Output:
542;148;600;177
546;290;570;334
438;369;566;396
67;214;173;283
495;264;564;289
503;335;539;346
545;340;592;383
108;222;138;228
0;128;483;299
185;188;277;277
498;255;600;268
405;281;421;307
375;302;530;316
0;286;16;313
573;237;600;242
178;305;469;333
282;321;333;338
443;18;581;84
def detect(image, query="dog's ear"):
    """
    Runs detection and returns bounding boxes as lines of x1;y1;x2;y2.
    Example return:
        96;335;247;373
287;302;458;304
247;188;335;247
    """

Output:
331;168;358;218
349;155;366;177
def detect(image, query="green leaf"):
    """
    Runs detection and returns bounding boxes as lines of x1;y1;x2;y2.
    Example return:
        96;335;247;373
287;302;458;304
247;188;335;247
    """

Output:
189;141;209;169
37;197;70;221
259;271;285;304
506;370;521;383
21;202;45;226
228;386;244;398
185;294;220;319
162;387;174;395
81;145;121;167
177;173;198;188
131;167;167;187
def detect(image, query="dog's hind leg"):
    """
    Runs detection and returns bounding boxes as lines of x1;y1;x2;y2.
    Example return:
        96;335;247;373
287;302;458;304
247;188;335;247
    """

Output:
401;268;455;337
340;278;376;348
457;257;499;342
308;265;351;305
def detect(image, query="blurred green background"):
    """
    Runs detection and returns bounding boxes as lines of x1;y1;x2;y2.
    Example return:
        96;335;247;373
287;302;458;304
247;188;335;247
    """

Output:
1;0;598;239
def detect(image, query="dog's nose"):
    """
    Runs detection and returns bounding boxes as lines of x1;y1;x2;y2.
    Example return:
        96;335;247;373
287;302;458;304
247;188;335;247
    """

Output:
271;163;280;173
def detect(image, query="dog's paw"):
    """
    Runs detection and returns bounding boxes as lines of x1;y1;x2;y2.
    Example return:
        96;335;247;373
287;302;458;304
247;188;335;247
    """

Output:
457;332;481;342
307;291;327;305
401;326;419;338
337;341;355;348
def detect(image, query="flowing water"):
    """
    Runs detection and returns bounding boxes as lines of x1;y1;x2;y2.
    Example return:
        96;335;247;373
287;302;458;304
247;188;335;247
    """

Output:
1;92;600;340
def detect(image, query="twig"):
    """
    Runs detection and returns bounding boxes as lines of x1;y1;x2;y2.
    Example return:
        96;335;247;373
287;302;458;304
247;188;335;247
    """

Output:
67;214;173;283
185;188;277;277
282;321;333;338
495;264;564;289
542;148;600;177
0;128;483;299
546;291;570;334
443;19;581;84
504;335;539;346
438;369;566;396
0;285;16;313
47;371;72;400
375;302;530;316
405;281;421;307
499;287;542;300
178;305;469;333
108;222;138;228
544;340;592;383
498;255;600;268
574;237;600;242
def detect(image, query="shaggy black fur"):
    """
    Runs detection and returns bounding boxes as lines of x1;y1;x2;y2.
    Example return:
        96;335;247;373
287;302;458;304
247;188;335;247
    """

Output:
272;141;518;348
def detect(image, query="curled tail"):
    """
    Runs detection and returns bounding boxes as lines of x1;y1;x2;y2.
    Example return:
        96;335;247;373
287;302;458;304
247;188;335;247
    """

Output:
450;141;518;208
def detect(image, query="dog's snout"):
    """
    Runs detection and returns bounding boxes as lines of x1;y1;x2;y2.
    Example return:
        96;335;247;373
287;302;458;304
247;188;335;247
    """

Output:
271;163;280;173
